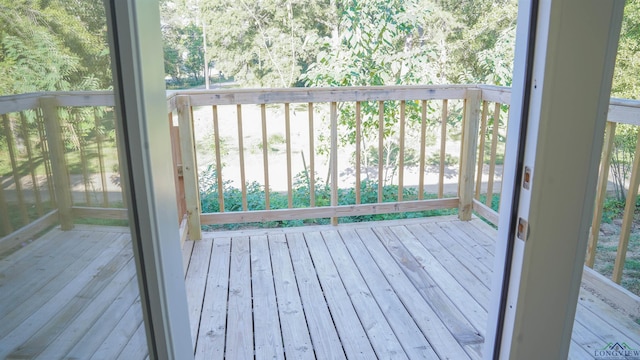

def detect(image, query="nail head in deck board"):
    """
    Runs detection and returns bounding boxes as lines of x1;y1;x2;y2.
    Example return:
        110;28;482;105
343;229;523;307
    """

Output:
286;232;347;360
574;303;640;350
418;223;493;287
64;276;141;359
90;298;144;360
5;244;134;359
320;230;409;359
303;231;377;359
36;259;138;359
225;236;254;359
250;235;285;360
0;232;128;342
369;226;486;345
348;227;475;359
402;224;491;307
268;233;314;359
0;229;106;307
195;237;231;360
117;322;148;359
434;222;494;268
184;238;214;350
388;225;491;314
338;228;445;359
576;288;640;340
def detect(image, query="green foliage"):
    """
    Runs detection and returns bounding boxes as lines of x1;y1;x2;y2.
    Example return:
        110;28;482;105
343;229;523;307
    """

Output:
610;125;638;201
611;0;640;100
199;167;457;229
0;0;111;95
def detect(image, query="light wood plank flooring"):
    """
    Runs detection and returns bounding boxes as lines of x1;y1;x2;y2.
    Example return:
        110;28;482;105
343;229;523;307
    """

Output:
1;217;639;359
185;216;640;359
0;225;146;360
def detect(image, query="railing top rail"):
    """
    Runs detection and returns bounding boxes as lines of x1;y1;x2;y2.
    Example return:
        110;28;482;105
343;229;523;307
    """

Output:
3;87;640;126
167;84;472;109
0;90;116;114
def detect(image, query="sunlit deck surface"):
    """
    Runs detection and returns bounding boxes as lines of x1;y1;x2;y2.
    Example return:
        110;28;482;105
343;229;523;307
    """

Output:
1;216;639;359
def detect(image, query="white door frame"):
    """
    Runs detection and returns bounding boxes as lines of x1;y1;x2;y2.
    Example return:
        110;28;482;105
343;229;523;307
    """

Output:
104;0;194;358
485;0;625;358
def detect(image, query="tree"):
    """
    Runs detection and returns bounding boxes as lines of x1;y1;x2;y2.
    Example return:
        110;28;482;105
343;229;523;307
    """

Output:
202;0;334;87
301;0;456;184
0;0;111;95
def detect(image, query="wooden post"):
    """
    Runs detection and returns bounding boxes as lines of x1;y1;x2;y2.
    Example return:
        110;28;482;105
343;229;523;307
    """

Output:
613;130;640;283
458;89;482;221
586;121;616;268
176;95;202;240
40;96;73;230
169;112;186;222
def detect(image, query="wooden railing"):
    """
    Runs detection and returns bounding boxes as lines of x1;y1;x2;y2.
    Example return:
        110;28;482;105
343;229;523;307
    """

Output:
2;86;640;290
0;92;127;256
166;85;506;240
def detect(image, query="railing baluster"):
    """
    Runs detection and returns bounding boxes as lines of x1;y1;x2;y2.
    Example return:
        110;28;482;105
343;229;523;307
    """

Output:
285;103;293;208
330;102;338;225
73;111;92;206
440;99;449;199
486;102;501;208
0;177;11;235
94;108;109;207
212;105;224;212
378;101;384;203
398;101;406;201
308;103;315;207
418;100;427;200
237;105;247;211
613;131;640;283
261;104;270;210
355;102;362;205
586;121;616;268
20;111;43;216
475;101;489;199
3;114;30;226
36;107;55;209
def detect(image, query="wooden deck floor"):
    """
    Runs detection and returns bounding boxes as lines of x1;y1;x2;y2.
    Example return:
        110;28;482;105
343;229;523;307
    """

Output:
0;226;148;360
184;216;640;359
1;217;639;359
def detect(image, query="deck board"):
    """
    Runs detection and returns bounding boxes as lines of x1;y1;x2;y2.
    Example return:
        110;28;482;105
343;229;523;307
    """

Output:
303;231;377;359
321;230;409;359
268;233;315;359
1;217;639;359
194;237;231;360
251;235;285;360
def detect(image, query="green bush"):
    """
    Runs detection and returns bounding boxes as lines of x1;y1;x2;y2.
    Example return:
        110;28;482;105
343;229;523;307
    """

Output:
199;168;457;229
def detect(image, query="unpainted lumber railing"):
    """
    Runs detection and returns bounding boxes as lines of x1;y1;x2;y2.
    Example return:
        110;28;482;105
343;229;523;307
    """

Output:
2;86;640;289
166;85;500;240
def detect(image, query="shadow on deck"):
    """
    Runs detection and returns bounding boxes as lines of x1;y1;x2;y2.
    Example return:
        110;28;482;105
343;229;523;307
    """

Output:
1;216;639;359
